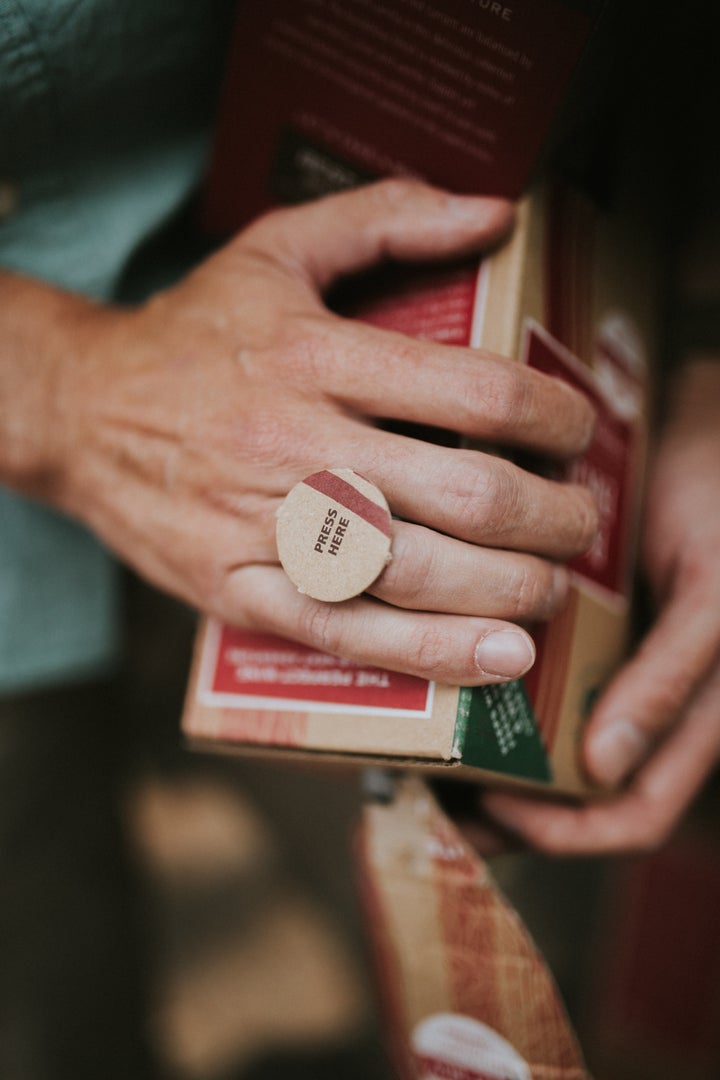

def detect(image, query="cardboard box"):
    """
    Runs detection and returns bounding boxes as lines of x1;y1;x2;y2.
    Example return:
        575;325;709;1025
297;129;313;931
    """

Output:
355;775;590;1078
183;180;653;796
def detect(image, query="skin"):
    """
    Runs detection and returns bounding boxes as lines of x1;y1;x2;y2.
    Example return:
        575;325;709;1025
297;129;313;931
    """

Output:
5;177;714;856
481;359;720;854
0;179;598;688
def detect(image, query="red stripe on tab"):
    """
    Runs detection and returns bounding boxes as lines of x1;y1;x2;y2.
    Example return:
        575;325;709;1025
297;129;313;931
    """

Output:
302;470;392;538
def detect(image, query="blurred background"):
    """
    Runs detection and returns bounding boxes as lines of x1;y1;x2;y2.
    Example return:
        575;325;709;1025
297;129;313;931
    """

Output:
4;572;717;1080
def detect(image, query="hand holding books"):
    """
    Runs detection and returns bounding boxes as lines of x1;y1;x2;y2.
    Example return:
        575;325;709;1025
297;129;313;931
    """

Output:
40;180;595;687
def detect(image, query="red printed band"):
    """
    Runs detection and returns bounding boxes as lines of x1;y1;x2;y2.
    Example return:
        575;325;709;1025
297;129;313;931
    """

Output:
302;470;392;538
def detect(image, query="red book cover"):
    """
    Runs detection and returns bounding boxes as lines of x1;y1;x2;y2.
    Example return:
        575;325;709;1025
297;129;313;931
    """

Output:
203;0;603;233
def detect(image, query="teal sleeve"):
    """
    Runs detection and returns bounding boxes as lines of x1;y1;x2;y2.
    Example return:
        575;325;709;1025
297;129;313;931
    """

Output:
0;0;233;691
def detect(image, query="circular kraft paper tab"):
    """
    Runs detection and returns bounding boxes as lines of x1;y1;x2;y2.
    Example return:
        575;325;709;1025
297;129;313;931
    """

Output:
276;468;392;602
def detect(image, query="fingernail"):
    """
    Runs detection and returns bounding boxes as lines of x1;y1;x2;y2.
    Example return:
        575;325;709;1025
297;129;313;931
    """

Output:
589;720;651;786
474;629;535;679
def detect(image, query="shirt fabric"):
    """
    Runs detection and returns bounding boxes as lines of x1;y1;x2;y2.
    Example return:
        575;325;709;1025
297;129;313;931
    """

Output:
0;0;233;692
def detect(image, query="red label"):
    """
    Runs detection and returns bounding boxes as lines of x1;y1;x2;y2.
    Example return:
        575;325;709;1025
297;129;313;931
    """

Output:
204;0;595;232
340;261;480;347
522;323;639;598
200;623;431;712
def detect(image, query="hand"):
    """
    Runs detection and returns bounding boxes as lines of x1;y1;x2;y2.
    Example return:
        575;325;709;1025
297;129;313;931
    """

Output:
11;180;597;685
482;359;720;853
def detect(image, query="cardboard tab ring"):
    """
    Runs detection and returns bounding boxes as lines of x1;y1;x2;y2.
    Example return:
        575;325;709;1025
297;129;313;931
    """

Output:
276;468;393;602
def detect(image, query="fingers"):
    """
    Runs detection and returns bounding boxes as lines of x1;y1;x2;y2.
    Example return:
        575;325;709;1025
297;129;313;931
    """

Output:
81;391;593;626
481;661;720;856
368;520;569;622
582;575;720;787
238;181;594;463
315;319;596;460
242;178;514;292
233;405;597;564
219;563;536;686
357;427;598;560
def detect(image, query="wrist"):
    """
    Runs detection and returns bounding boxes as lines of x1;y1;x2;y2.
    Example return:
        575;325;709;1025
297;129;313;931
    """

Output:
0;272;108;502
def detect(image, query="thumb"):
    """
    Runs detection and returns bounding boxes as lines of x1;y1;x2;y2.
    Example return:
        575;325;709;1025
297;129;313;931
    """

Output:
583;575;720;788
241;178;515;292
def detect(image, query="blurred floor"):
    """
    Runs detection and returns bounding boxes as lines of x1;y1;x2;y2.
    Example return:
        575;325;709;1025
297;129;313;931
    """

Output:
127;767;387;1080
117;574;392;1079
3;572;720;1079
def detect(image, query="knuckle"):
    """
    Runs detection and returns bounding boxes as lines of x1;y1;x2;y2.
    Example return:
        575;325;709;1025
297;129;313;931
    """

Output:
439;457;492;527
465;458;522;539
633;646;699;721
299;601;341;655
410;625;451;680
476;367;531;436
375;528;433;605
512;561;557;620
636;670;688;723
